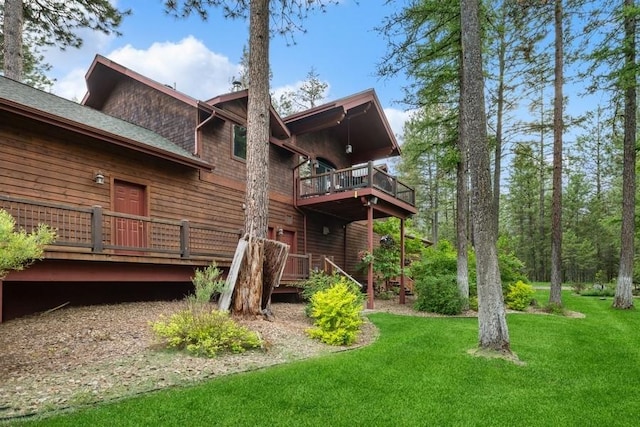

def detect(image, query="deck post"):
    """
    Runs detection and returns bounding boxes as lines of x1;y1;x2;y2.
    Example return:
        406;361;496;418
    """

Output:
306;253;312;279
91;206;103;253
367;161;373;188
180;220;190;258
367;202;374;309
399;218;406;305
0;279;3;323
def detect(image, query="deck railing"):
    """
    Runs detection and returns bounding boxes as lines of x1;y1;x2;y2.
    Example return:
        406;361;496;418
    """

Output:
1;195;314;282
297;161;415;206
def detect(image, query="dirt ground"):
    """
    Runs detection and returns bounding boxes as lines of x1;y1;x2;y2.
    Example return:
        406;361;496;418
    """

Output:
0;297;437;420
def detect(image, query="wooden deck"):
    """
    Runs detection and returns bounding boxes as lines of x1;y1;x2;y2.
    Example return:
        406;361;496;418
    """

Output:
296;162;416;220
0;195;311;282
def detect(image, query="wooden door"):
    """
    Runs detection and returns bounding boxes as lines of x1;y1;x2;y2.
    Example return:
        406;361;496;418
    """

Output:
113;181;147;253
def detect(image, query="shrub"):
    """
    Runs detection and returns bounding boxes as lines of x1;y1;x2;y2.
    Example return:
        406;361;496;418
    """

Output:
151;310;261;357
505;281;535;311
414;274;466;315
187;263;226;312
0;209;56;279
300;271;343;301
306;279;364;346
300;271;360;316
468;296;479;311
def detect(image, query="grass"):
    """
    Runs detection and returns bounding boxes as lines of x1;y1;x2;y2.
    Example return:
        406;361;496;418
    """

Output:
14;290;640;426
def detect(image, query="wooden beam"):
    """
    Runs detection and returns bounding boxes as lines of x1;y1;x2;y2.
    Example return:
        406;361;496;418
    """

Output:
400;218;406;305
367;203;374;310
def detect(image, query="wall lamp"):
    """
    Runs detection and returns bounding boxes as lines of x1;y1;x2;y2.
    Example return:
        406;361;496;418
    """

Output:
367;196;378;206
277;228;284;236
345;144;353;154
322;226;330;235
94;172;105;185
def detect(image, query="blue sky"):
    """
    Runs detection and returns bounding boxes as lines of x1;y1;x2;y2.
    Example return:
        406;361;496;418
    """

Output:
44;0;414;140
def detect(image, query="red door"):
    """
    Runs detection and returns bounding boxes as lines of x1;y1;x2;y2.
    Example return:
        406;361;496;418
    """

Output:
114;181;147;253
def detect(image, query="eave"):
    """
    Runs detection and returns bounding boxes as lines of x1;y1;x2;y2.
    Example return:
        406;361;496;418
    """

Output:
1;99;213;171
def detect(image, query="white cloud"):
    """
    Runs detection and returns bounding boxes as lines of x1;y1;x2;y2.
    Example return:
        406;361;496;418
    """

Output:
51;36;242;101
383;108;417;145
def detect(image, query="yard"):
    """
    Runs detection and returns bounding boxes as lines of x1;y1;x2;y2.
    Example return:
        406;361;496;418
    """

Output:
5;290;640;426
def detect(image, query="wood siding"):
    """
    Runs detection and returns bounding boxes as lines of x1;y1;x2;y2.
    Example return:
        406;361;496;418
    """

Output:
99;79;198;153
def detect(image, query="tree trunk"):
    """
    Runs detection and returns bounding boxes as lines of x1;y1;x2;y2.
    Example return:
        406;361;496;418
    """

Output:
3;0;24;81
613;0;636;310
461;0;510;352
456;141;469;307
238;0;270;314
245;0;270;239
549;0;564;307
232;237;264;316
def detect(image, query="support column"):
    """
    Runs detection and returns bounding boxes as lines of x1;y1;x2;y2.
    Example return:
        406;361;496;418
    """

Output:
0;279;3;323
400;218;406;305
367;203;374;309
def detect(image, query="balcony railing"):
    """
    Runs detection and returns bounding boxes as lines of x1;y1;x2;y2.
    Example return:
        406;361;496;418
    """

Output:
297;161;415;206
0;195;310;282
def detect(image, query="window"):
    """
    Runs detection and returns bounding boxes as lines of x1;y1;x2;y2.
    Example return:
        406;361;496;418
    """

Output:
232;124;247;160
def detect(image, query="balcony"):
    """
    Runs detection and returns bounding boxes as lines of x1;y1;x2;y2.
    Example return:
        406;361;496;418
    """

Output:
296;161;417;220
0;195;310;283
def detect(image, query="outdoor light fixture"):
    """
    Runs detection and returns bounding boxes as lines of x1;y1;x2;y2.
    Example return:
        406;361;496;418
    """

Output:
367;196;378;206
277;228;284;236
345;144;353;154
94;172;105;185
322;226;330;235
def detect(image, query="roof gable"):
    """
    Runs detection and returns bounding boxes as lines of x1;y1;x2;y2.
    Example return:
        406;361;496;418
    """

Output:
0;76;211;169
284;89;400;164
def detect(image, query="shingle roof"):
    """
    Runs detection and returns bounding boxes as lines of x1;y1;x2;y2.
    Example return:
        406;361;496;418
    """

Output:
0;76;210;168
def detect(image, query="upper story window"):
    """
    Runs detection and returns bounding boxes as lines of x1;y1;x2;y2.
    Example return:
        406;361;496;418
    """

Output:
232;124;247;160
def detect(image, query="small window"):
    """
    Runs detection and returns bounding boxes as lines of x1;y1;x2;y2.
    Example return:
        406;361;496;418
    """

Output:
232;124;247;160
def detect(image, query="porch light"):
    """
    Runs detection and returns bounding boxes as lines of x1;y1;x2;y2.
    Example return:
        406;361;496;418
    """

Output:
94;172;105;185
322;226;330;235
277;228;284;236
345;144;353;154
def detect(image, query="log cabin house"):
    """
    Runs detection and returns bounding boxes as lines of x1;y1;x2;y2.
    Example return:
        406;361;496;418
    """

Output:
0;55;416;322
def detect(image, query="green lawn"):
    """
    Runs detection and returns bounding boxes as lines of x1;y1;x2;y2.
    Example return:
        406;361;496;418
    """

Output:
15;291;640;426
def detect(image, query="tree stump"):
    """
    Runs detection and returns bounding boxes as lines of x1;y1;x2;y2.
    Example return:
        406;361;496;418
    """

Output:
223;235;290;318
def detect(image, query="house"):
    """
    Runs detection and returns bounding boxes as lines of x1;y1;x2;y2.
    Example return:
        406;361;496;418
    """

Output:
0;55;416;322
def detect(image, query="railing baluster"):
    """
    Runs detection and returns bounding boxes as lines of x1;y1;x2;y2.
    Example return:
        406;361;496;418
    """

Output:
180;220;190;258
91;206;103;253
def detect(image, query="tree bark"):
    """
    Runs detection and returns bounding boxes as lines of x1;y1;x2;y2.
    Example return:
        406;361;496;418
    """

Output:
549;0;564;307
613;0;636;310
3;0;24;81
245;0;270;239
461;0;510;352
232;237;264;316
236;0;271;315
456;141;469;307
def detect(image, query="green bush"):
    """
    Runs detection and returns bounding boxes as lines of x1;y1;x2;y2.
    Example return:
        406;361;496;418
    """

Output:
187;263;227;312
505;281;535;311
306;279;364;346
414;274;466;315
300;271;343;300
151;310;261;357
0;209;56;279
580;282;616;297
300;271;360;316
468;295;478;311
